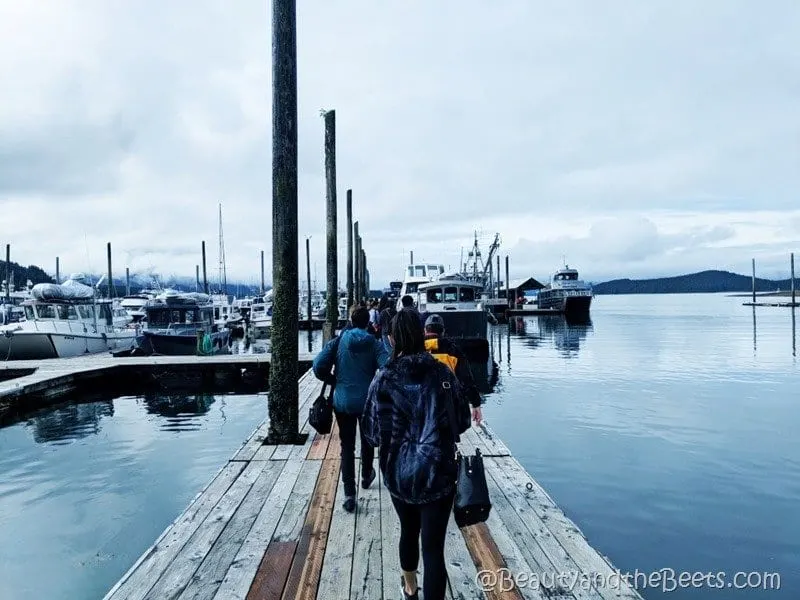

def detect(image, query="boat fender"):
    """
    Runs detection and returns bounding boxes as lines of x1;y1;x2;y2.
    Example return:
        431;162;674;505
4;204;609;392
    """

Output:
101;333;108;341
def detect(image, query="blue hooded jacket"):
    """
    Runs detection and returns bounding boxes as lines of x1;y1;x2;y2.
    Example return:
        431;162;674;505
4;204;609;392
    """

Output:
312;327;389;414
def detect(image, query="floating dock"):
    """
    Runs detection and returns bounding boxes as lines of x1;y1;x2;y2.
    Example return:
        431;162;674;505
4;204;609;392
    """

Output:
104;368;642;600
743;301;798;308
505;308;563;316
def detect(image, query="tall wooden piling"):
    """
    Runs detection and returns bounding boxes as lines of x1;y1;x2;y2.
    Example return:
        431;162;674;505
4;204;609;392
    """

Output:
791;252;796;307
126;267;131;296
346;190;354;310
496;255;501;298
55;257;60;284
201;241;209;294
266;0;301;444
260;250;266;295
323;110;338;342
4;244;10;301
354;222;361;303
751;258;756;303
306;237;313;330
505;255;510;306
362;248;368;298
107;243;113;298
195;265;200;292
488;258;494;298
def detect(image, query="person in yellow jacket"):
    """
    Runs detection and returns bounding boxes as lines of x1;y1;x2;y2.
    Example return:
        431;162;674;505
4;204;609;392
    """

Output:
423;314;483;425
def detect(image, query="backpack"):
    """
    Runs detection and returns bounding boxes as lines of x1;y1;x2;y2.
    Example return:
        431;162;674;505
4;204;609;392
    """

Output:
424;337;458;373
383;364;470;504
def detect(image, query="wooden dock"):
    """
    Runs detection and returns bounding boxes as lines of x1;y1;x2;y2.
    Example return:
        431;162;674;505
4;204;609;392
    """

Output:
104;369;642;600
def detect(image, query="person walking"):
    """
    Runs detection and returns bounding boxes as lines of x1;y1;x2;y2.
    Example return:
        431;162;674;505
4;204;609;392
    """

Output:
313;306;389;512
362;309;473;600
422;313;483;424
378;299;397;352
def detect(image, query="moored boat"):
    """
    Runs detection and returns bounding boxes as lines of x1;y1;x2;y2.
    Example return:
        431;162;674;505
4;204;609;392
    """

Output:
536;266;593;317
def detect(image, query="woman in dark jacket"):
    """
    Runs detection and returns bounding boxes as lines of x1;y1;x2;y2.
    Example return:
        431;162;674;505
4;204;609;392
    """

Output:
362;309;472;600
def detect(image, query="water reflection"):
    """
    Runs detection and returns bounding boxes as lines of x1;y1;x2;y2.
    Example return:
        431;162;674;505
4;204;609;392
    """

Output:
141;393;216;417
507;315;593;357
26;401;114;444
750;307;797;357
792;308;796;357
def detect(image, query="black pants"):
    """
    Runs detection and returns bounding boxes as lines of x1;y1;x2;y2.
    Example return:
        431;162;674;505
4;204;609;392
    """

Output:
335;411;374;497
391;491;455;600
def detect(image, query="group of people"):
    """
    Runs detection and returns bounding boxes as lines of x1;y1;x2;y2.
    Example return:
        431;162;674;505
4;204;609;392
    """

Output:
312;295;482;600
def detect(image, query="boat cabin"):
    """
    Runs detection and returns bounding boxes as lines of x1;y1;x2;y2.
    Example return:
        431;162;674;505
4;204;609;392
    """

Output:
145;305;215;329
553;267;580;282
417;278;482;311
22;300;114;324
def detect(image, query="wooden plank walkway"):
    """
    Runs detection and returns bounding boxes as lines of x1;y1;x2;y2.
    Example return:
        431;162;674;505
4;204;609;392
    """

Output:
104;368;642;600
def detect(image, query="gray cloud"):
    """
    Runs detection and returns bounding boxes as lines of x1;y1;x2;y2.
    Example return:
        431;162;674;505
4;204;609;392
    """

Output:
0;1;798;287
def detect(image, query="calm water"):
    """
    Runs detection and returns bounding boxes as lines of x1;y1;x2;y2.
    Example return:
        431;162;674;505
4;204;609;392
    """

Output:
0;295;797;599
485;294;798;599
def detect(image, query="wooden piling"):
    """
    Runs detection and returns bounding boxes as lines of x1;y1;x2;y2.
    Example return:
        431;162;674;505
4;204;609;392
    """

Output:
791;252;796;307
346;190;354;311
195;265;200;292
55;257;60;284
4;244;10;302
505;255;510;306
362;248;368;299
202;241;209;295
106;243;113;299
323;110;338;343
260;250;266;295
496;255;500;298
752;258;756;303
266;0;302;444
126;267;131;296
354;222;361;303
306;237;313;331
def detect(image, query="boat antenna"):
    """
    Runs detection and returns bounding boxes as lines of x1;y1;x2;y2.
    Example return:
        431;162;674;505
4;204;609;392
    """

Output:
218;203;227;297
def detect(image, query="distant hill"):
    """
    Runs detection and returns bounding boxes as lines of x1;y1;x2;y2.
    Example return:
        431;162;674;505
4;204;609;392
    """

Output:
0;260;54;288
592;270;793;295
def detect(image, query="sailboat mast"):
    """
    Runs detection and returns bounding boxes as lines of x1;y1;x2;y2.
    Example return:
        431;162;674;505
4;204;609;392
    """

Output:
218;203;227;296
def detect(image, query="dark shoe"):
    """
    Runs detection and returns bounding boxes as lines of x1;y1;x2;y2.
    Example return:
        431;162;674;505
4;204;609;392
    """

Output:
401;576;419;600
343;496;356;513
361;467;376;489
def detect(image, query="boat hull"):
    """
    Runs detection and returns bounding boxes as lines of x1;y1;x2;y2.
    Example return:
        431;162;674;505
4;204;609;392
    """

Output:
0;331;136;360
537;292;592;316
426;309;489;362
140;330;230;356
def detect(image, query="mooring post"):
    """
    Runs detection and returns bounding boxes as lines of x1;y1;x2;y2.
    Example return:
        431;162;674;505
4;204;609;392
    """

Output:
260;250;265;295
195;265;200;292
505;255;510;307
4;244;10;302
363;249;368;299
266;0;302;445
752;258;756;303
306;237;312;331
107;243;113;298
791;252;796;307
201;241;209;294
323;110;338;343
496;255;501;298
126;267;131;296
346;189;354;310
55;257;60;284
354;222;361;303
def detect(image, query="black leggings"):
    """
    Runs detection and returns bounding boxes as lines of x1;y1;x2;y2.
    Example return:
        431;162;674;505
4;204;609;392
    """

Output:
391;491;455;600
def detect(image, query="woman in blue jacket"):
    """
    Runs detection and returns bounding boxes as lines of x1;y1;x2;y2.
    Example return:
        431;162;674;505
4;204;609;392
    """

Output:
312;307;389;513
362;308;472;600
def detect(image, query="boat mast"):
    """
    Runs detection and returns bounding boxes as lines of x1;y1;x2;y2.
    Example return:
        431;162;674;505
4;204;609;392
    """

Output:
218;203;227;296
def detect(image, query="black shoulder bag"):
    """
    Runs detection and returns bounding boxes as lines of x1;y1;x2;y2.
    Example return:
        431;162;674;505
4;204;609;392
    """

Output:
443;378;491;528
308;337;340;435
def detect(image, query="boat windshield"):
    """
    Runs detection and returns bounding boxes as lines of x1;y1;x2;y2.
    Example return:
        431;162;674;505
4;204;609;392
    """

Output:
426;288;443;303
459;287;475;302
413;265;426;278
405;283;419;294
555;271;578;281
443;287;458;302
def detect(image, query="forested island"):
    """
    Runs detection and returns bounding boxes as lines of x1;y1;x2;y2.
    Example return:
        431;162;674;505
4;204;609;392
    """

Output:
592;270;793;295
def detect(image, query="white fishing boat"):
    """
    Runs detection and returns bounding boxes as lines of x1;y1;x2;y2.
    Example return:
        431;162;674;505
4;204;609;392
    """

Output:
0;274;138;360
119;293;153;323
396;261;446;310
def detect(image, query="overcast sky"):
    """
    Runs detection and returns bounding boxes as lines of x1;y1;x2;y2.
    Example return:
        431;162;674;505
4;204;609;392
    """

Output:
1;1;799;288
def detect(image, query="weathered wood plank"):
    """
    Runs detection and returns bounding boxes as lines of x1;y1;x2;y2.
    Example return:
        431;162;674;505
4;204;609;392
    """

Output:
316;460;358;599
281;458;340;600
379;468;403;600
251;444;277;461
490;457;641;600
272;460;324;543
349;459;382;600
177;460;284;600
245;541;297;600
142;460;268;600
271;444;294;460
306;432;331;460
461;523;525;600
213;459;306;599
105;461;246;600
474;422;511;457
445;514;485;600
323;420;340;460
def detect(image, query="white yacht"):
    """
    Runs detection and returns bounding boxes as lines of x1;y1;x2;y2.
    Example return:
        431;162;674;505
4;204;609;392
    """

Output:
396;262;446;310
250;290;272;339
0;274;138;360
536;266;593;316
119;294;153;323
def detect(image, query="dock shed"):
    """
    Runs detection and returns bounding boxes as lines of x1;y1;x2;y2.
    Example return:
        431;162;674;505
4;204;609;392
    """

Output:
497;276;545;299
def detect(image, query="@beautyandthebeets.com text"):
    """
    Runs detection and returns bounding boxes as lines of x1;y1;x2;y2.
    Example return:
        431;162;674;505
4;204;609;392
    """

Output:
474;568;782;593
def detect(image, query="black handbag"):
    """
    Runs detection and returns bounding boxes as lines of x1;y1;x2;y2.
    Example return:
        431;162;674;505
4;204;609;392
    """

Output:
443;379;491;528
308;336;340;435
308;381;334;435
